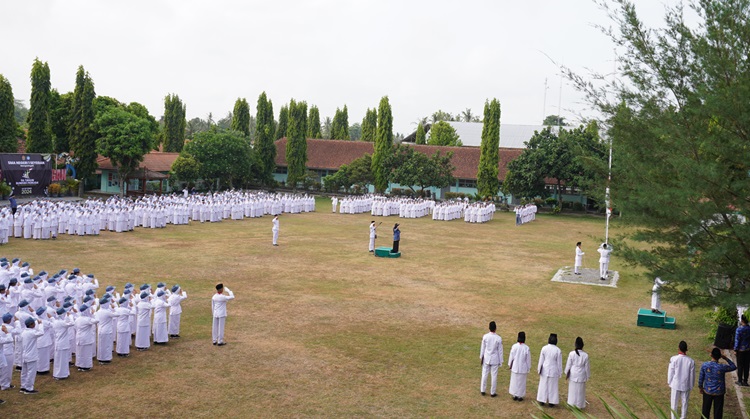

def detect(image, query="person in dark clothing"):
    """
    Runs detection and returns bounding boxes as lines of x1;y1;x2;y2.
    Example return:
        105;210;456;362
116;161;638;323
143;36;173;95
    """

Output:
9;195;17;216
391;223;400;253
735;315;750;386
699;347;736;419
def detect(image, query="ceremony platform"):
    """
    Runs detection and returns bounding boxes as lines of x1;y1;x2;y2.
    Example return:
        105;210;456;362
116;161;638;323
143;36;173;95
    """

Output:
375;247;401;258
551;267;618;288
636;308;676;329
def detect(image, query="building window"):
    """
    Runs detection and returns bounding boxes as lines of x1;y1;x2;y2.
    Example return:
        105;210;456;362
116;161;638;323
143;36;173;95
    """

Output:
274;166;288;174
458;179;477;188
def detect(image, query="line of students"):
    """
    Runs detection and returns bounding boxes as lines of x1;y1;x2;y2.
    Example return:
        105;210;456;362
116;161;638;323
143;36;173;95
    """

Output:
480;322;590;410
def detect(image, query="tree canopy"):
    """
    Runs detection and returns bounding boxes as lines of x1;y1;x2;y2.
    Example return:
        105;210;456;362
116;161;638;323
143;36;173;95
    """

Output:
372;96;393;192
182;129;254;190
307;105;322;139
386;144;454;194
477;99;501;198
427;121;462;146
163;94;186;152
231;97;251;139
0;75;18;153
254;92;276;186
26;58;53;153
567;0;750;309
94;104;156;196
332;105;350;140
285;99;307;188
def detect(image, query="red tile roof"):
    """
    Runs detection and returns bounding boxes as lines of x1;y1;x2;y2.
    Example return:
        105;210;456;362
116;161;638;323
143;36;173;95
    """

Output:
96;152;180;173
274;138;522;180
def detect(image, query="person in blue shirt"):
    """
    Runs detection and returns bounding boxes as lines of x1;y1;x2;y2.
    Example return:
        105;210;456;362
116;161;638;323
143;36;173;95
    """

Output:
699;347;736;419
391;223;400;253
8;195;16;216
735;315;750;386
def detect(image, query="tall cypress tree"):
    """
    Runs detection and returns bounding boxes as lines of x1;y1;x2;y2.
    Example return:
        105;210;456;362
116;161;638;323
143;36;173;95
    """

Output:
307;105;321;139
26;58;53;153
255;92;276;185
163;94;186;152
477;99;501;198
69;66;97;195
231;97;251;138
331;105;350;140
275;105;289;139
372;96;393;192
0;75;18;153
415;122;426;145
361;108;377;142
285;99;308;189
49;89;73;154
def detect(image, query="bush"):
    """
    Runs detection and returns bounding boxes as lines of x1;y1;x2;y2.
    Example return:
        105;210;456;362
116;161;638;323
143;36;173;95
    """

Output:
444;192;467;200
0;182;11;197
572;202;584;211
48;183;61;195
705;306;737;341
551;206;561;215
545;197;557;207
533;197;544;206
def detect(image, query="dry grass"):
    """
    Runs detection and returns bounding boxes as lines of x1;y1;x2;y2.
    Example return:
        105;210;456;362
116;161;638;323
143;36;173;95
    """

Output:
0;199;713;417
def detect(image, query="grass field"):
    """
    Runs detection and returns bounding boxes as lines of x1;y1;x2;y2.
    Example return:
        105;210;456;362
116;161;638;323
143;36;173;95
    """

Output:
0;198;727;417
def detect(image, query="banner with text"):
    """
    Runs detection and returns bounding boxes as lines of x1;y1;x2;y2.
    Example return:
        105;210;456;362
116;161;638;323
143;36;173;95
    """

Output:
0;154;53;196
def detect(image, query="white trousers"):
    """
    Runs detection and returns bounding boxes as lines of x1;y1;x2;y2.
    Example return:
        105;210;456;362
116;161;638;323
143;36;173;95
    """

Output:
0;354;12;389
537;376;560;404
480;363;499;395
567;380;586;409
168;314;181;335
273;229;279;245
369;236;375;251
670;388;690;419
599;261;609;278
509;371;528;398
212;316;226;343
21;360;37;390
53;348;70;378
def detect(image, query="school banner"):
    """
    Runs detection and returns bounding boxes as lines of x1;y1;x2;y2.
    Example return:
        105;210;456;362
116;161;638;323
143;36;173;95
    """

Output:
0;153;53;196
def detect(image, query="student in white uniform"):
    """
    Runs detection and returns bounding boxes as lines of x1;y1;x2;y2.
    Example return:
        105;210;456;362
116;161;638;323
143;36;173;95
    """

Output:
115;297;134;357
597;243;612;280
152;290;169;344
74;304;98;371
20;317;45;394
574;242;585;275
211;283;235;346
479;321;503;397
564;337;591;410
668;341;695;419
272;215;279;246
369;221;377;253
52;307;74;380
652;277;667;314
168;285;187;338
537;333;562;407
135;291;152;351
508;331;531;401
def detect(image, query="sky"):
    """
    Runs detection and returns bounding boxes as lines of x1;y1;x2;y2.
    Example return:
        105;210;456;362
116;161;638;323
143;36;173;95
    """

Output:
1;0;680;137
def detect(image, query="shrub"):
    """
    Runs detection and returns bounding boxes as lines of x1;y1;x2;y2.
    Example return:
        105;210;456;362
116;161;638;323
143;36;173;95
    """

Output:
705;306;737;341
545;197;557;207
572;202;584;211
48;183;61;195
551;206;561;215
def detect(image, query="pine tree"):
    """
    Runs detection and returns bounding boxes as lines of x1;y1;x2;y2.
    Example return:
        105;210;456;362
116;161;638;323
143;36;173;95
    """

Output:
0;75;18;153
332;105;350;140
477;99;501;198
415;122;426;145
372;96;393;192
231;97;251;138
69;66;97;195
361;108;377;142
285;99;308;189
307;105;322;139
26;58;53;153
49;89;73;154
163;94;186;152
255;92;276;185
275;105;289;139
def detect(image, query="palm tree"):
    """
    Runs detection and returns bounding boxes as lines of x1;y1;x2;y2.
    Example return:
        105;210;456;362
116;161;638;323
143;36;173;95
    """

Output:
461;108;474;122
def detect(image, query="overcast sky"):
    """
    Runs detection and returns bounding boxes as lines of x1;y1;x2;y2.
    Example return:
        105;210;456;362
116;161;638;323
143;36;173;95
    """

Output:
1;0;678;136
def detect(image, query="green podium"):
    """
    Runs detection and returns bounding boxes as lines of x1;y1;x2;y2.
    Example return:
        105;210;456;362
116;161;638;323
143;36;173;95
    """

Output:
375;247;401;258
637;308;676;329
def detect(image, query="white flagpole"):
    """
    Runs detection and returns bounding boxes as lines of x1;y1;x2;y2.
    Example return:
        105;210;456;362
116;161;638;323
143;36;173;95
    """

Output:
605;139;613;243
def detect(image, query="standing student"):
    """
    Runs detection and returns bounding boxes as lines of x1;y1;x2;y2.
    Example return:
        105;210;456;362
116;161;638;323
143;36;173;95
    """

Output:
168;285;187;338
9;195;16;217
564;337;591;410
668;341;695;419
391;223;400;254
212;283;235;346
574;242;584;275
52;307;74;380
20;317;44;394
699;347;736;419
508;331;531;401
369;221;377;253
597;243;612;280
735;316;750;387
537;333;562;407
652;277;667;314
479;321;503;397
272;215;279;246
74;304;98;371
135;292;152;351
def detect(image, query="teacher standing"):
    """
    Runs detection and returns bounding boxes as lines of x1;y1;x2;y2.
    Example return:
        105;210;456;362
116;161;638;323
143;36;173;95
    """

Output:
391;223;400;253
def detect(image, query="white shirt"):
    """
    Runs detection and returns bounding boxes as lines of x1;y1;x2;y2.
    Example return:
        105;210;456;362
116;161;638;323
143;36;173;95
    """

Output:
668;353;695;391
21;324;45;362
508;342;531;374
480;331;503;366
212;288;235;318
564;350;591;383
598;247;612;262
538;344;562;378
